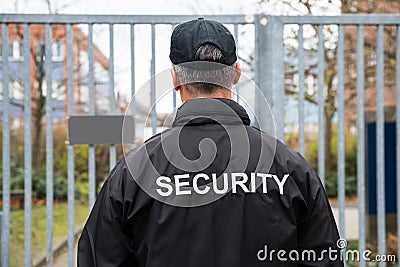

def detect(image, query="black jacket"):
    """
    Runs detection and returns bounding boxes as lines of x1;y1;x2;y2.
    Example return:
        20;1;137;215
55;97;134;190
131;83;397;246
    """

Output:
78;98;343;267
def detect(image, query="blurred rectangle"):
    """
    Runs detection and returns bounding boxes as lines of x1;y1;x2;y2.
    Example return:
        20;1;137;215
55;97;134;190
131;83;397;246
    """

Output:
68;115;134;144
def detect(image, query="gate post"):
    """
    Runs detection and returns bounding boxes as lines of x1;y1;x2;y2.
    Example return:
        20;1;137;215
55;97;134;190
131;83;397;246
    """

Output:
0;210;2;265
255;15;285;141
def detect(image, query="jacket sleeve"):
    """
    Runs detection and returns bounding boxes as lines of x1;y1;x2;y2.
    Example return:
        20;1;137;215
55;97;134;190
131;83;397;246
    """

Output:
77;161;137;267
296;165;344;267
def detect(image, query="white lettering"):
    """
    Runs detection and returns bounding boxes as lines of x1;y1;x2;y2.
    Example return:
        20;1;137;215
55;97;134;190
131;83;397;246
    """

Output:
193;173;210;195
231;173;249;193
175;174;191;195
155;172;291;197
277;250;287;261
257;173;273;193
212;173;229;194
272;174;289;195
156;176;173;197
250;173;256;192
257;245;268;261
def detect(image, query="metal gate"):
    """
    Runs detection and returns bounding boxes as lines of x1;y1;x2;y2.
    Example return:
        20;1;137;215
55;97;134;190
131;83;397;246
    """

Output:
0;14;399;267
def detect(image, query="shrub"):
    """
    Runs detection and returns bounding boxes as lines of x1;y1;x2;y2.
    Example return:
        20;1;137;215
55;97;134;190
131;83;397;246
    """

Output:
10;167;25;191
53;175;68;200
286;124;358;197
75;181;89;200
366;233;398;266
1;123;124;203
324;172;357;198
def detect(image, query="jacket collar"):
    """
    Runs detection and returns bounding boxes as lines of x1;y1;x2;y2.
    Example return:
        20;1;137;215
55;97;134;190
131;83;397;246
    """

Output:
172;98;251;127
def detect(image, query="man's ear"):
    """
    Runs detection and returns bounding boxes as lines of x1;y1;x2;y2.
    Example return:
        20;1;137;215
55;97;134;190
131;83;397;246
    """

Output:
170;67;181;91
233;62;241;85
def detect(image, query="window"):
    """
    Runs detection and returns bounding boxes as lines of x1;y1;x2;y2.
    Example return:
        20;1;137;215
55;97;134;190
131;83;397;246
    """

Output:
10;80;24;99
8;41;23;60
52;41;64;61
35;41;64;62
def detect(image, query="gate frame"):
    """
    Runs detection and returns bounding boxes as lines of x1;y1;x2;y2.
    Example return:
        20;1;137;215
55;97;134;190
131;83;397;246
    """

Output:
0;13;399;267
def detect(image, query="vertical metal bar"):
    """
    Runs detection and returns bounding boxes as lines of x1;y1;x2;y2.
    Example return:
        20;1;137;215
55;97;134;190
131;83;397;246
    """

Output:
66;23;75;267
396;24;400;267
255;16;284;139
317;25;325;186
171;24;177;114
234;23;239;49
88;23;96;210
130;23;136;147
1;22;10;267
173;86;177;111
357;24;366;267
109;23;116;170
376;24;386;266
337;24;345;238
272;19;285;142
234;23;240;102
0;211;2;266
150;24;157;135
298;24;305;156
45;23;54;267
256;15;284;137
23;22;32;267
254;14;269;131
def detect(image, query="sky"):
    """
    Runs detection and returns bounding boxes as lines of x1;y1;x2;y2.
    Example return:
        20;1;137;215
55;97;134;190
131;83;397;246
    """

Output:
0;0;259;15
0;0;341;15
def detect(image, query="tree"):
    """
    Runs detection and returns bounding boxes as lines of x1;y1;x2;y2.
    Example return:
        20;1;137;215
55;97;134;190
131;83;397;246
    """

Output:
256;0;342;173
341;0;399;119
10;25;63;173
10;0;78;173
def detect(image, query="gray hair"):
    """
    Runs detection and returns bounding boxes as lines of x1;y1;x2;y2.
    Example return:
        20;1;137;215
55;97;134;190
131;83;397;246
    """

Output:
173;43;236;94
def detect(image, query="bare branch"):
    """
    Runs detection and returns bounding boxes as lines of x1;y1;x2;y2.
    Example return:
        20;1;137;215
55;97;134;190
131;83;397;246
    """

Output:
238;55;253;69
43;0;53;14
54;0;77;13
285;88;318;104
14;0;20;12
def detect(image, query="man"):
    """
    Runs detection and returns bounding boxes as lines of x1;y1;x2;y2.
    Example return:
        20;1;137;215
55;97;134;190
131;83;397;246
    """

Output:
78;18;343;266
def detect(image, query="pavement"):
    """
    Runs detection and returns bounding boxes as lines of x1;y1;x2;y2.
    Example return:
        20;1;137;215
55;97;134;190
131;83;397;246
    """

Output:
53;240;78;267
330;200;359;241
52;200;359;266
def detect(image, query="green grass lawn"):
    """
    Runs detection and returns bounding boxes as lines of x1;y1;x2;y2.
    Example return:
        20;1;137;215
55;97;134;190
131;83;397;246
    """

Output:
9;200;89;267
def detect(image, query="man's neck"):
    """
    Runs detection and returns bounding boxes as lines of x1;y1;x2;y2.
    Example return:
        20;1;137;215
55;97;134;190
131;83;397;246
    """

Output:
182;90;232;102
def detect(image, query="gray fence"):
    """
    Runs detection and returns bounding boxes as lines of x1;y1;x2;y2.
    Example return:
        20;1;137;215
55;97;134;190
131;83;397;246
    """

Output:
0;14;399;267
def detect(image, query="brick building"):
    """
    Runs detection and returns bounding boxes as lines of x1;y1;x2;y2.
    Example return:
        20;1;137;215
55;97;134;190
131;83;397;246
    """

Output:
0;24;127;122
343;0;399;125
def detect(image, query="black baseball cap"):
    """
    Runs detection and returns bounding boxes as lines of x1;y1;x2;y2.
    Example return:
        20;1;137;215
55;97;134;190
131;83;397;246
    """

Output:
169;18;237;66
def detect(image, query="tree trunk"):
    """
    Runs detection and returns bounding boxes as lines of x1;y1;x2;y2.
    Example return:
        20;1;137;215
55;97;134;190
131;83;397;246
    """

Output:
324;109;335;173
33;77;46;175
33;113;43;174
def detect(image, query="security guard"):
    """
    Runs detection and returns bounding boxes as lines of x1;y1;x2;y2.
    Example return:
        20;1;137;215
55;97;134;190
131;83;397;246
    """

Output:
78;18;343;266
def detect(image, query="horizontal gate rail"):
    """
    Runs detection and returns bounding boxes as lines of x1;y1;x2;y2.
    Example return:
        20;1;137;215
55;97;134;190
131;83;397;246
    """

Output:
0;14;252;24
0;14;399;24
280;14;400;24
